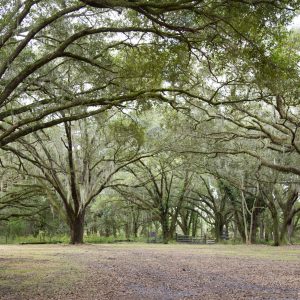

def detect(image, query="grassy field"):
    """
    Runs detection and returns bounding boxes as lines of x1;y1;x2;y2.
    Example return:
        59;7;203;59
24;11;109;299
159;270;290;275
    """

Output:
1;243;300;299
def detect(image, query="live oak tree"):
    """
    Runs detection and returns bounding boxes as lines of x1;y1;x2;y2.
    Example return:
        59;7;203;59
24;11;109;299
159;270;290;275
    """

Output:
2;112;148;243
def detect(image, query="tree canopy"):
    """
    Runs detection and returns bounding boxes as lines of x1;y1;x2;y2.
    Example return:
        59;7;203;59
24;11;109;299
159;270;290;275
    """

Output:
0;0;300;245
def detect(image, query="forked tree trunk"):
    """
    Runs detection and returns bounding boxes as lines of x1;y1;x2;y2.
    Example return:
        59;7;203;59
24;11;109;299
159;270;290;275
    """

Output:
178;212;190;236
70;213;85;244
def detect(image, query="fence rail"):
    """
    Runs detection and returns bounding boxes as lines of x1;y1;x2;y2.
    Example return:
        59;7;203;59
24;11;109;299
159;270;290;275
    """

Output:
176;234;215;244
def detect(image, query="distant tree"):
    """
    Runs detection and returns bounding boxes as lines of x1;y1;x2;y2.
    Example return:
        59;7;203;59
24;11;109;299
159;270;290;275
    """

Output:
115;154;194;243
188;175;233;242
259;174;300;245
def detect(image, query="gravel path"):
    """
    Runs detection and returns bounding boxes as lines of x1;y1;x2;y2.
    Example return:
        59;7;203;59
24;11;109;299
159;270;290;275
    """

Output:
1;244;300;299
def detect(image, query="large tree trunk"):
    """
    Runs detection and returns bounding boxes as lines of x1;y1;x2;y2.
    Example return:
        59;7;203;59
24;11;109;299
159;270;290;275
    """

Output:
214;213;225;242
191;213;198;237
133;221;139;238
178;210;190;236
259;218;264;241
280;216;293;245
268;201;280;246
287;222;293;244
169;214;178;240
124;223;130;239
250;214;259;244
70;212;85;244
271;212;280;246
105;227;110;237
229;198;246;242
160;213;170;244
278;189;298;245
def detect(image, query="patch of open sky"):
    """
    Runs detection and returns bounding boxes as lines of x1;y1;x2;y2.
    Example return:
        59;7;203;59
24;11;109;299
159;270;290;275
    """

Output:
288;14;300;30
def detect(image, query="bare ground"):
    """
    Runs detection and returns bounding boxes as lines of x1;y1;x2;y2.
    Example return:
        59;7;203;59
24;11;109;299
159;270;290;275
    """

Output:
0;243;300;300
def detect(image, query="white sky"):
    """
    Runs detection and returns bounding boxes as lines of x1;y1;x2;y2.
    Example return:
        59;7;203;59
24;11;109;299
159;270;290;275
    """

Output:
289;15;300;29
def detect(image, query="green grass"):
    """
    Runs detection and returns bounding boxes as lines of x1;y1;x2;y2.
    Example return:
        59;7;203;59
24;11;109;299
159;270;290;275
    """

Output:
84;234;120;243
0;234;149;244
0;244;83;296
171;243;300;261
0;234;70;244
7;244;140;296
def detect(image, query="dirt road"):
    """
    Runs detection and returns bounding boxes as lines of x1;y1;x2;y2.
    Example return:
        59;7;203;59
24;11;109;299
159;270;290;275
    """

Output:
0;243;299;299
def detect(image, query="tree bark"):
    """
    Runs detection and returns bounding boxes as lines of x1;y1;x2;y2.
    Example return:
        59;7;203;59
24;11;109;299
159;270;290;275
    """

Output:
287;222;293;244
160;213;170;244
280;216;293;245
267;199;280;246
70;212;85;244
124;223;130;239
259;218;264;241
214;213;225;242
272;213;280;246
191;213;198;237
178;210;190;235
250;214;259;244
133;221;139;238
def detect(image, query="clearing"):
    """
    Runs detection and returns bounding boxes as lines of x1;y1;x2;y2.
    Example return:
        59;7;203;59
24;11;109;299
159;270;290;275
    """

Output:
0;243;300;299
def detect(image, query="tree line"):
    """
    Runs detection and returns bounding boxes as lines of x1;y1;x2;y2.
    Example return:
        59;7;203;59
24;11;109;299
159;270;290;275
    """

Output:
0;0;300;245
